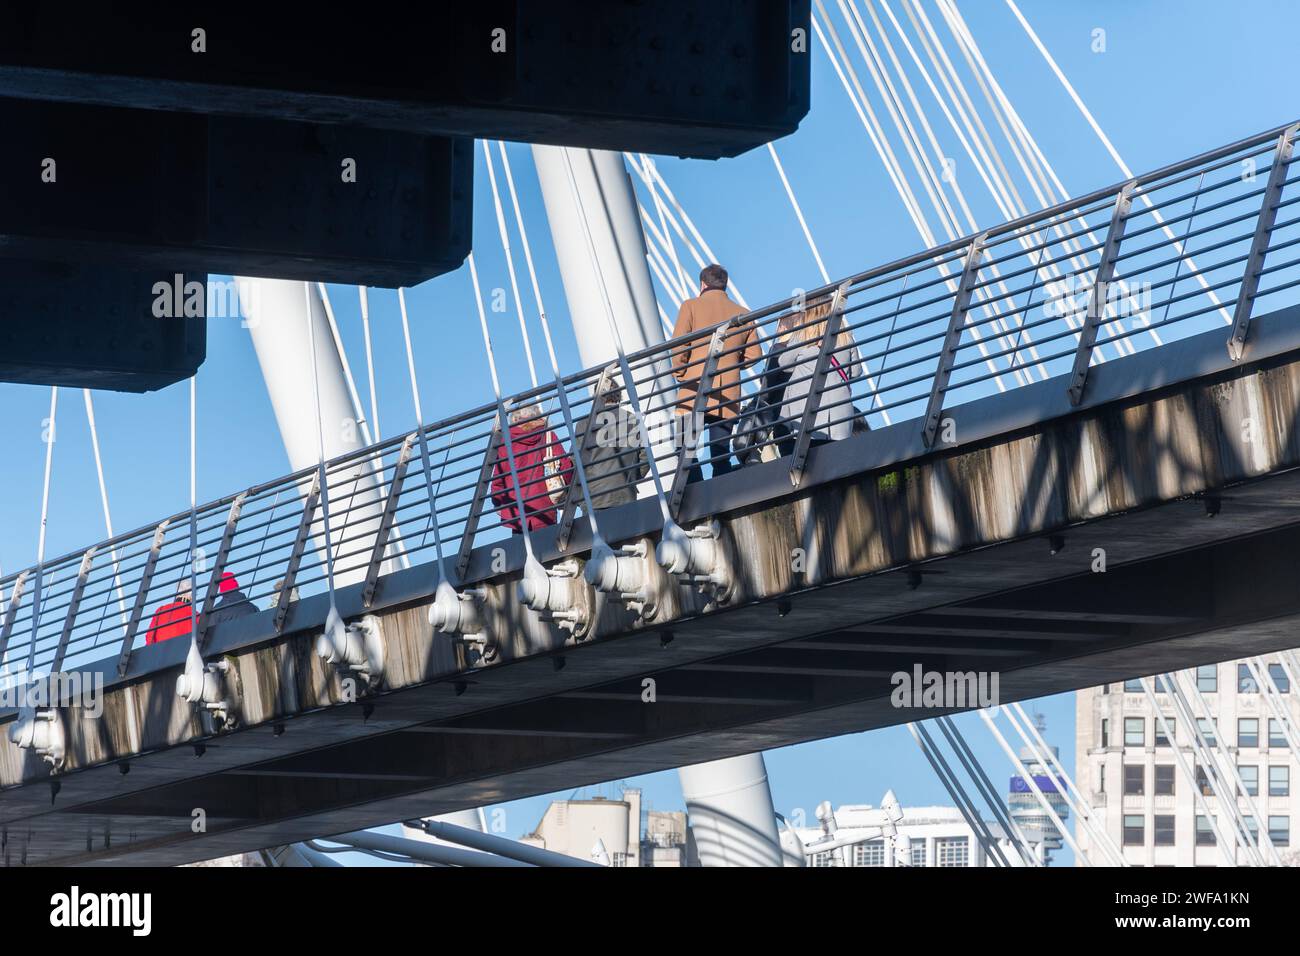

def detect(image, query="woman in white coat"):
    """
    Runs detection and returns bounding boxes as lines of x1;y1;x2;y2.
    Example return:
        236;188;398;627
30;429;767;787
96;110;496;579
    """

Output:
776;296;863;446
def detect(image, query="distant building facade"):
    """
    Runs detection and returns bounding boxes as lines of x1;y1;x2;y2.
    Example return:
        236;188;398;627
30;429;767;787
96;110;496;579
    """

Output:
1075;654;1300;865
520;789;689;867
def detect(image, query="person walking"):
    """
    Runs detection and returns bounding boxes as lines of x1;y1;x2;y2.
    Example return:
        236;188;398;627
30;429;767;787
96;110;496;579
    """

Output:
670;263;762;483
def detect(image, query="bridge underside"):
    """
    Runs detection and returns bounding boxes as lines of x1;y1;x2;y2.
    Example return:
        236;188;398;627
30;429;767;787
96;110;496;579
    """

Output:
16;472;1300;866
5;309;1300;865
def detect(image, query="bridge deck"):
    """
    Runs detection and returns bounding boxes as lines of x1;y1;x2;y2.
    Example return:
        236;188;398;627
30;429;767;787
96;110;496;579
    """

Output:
3;121;1300;864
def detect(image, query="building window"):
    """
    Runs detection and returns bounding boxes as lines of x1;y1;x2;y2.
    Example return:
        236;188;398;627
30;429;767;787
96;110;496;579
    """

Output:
1269;719;1288;749
1269;765;1290;797
1238;664;1259;693
1124;717;1145;747
1197;665;1218;693
1197;718;1217;746
1123;815;1145;846
1195;765;1214;797
1268;663;1290;693
935;836;968;867
1154;717;1175;747
1153;815;1175;846
1123;764;1145;796
1240;764;1259;797
1195;815;1216;846
1101;718;1109;748
911;840;927;867
1124;677;1145;693
1269;816;1290;847
1154;764;1176;796
1239;718;1259;748
1245;816;1259;846
811;851;837;867
854;840;885;867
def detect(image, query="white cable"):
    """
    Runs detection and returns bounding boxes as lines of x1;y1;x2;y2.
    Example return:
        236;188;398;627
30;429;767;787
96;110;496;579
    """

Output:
316;283;374;445
877;0;1072;372
359;286;381;442
768;141;831;284
859;0;1048;378
495;142;603;540
397;288;450;583
627;153;753;310
27;386;59;675
559;149;672;520
936;0;1141;358
841;0;1033;387
481;139;539;389
1001;0;1232;327
901;0;1131;363
81;390;130;632
468;251;540;559
303;282;339;609
765;134;895;419
816;2;1011;391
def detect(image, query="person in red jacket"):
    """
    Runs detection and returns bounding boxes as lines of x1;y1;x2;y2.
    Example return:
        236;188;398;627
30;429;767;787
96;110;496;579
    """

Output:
491;402;572;533
145;578;194;645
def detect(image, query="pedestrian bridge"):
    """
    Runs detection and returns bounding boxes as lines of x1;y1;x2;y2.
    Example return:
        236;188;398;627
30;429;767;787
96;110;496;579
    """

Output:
3;121;1300;865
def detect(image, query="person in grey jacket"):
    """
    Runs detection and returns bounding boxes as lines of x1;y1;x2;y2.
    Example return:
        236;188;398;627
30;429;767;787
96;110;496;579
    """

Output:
573;368;650;510
777;297;864;445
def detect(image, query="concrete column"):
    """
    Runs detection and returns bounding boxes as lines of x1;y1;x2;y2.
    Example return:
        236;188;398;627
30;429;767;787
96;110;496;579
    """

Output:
238;277;389;588
679;753;782;867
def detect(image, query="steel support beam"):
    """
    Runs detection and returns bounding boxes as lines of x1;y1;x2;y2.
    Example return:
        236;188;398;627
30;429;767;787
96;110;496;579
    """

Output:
1067;184;1135;405
1227;125;1298;360
923;239;985;445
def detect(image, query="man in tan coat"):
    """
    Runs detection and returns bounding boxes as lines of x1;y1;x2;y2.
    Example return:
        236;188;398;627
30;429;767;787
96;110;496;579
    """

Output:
671;263;763;481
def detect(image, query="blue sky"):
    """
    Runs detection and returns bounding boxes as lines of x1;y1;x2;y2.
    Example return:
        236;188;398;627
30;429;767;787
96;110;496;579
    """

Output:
2;1;1296;861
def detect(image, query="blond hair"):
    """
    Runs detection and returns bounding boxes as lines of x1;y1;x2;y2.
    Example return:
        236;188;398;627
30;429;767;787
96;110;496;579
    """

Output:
795;297;854;351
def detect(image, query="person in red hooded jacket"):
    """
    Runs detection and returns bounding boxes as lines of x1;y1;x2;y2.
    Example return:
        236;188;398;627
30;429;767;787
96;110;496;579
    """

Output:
145;578;194;645
491;402;573;533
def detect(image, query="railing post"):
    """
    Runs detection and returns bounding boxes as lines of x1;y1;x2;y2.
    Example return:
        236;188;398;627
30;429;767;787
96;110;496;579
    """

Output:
789;286;850;486
116;520;169;675
275;474;320;635
456;425;503;580
0;570;30;667
1228;125;1297;361
51;548;96;674
922;239;986;448
669;324;729;513
1067;183;1135;405
195;492;247;649
362;433;416;608
556;367;613;550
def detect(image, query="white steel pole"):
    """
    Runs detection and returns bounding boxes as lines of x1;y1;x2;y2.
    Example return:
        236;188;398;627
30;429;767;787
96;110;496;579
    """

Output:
238;276;392;588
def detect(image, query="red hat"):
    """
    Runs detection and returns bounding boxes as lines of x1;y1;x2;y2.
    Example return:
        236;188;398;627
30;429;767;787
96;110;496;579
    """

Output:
218;572;239;594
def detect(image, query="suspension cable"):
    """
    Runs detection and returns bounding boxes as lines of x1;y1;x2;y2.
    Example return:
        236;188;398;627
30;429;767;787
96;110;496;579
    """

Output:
303;281;339;610
467;251;540;560
559;148;671;520
316;283;373;446
82;390;130;632
27;386;59;676
359;286;381;442
397;287;450;584
493;142;604;542
765;137;895;419
815;2;1011;391
1000;0;1233;327
481;140;539;389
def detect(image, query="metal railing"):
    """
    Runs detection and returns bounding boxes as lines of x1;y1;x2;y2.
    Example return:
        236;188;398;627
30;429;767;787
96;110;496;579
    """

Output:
2;119;1299;686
